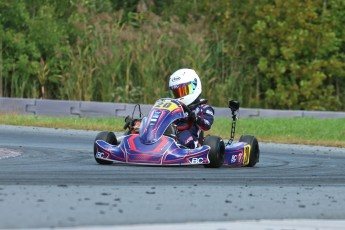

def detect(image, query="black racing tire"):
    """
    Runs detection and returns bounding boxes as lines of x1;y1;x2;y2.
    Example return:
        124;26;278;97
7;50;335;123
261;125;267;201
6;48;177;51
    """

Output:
94;131;117;165
203;135;225;168
239;135;260;167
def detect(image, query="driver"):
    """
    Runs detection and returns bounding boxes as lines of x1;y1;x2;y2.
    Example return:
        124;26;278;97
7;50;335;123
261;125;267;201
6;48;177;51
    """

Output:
169;68;215;149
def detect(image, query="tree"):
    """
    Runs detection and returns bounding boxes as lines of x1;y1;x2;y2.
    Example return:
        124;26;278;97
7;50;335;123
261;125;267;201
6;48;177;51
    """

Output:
206;0;344;110
251;0;344;110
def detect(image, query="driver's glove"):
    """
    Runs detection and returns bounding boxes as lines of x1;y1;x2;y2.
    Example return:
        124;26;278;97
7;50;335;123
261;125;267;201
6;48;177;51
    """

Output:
188;112;200;124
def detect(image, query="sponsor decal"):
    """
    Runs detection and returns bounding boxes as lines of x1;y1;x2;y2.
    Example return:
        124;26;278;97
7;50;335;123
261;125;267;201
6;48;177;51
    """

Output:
206;110;214;116
238;152;243;163
185;136;193;144
231;155;237;163
96;151;107;159
190;157;204;164
152;113;160;118
96;152;109;159
231;153;243;163
171;76;181;82
170;85;179;89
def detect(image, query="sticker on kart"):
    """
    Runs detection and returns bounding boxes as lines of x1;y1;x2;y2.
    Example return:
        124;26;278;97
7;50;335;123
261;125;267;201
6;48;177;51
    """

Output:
153;100;179;112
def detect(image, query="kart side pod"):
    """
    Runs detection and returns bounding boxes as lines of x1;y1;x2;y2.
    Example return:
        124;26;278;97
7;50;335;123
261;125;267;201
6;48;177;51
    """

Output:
224;99;260;167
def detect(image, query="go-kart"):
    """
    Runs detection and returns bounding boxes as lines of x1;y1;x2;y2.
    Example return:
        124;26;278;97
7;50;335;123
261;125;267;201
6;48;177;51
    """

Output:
94;98;259;168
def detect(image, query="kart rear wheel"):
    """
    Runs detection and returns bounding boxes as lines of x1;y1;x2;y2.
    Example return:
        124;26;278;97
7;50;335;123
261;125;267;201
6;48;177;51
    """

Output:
239;135;260;167
203;136;225;168
94;131;117;165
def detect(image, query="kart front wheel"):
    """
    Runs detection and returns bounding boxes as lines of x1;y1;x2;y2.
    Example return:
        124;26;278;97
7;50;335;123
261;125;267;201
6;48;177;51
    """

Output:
203;136;225;168
239;135;260;167
94;131;117;165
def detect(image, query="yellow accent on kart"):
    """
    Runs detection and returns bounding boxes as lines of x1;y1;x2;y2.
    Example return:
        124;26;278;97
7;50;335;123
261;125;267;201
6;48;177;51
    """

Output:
243;145;251;166
153;100;179;112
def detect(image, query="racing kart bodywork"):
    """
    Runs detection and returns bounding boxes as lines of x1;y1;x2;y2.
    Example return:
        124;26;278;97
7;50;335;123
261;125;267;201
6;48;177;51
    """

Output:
94;98;260;168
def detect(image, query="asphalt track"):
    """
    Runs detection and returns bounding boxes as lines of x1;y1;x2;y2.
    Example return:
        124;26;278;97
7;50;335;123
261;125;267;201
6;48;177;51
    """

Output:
0;125;345;229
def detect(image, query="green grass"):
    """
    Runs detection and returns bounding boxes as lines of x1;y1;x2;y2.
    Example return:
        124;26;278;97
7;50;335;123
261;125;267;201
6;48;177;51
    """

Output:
1;114;344;148
212;117;345;148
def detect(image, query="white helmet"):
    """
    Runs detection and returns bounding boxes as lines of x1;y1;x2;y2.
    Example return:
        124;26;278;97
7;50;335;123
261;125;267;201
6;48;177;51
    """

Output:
169;68;202;106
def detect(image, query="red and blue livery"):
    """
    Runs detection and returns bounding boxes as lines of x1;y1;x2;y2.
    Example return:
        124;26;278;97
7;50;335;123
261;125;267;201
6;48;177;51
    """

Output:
94;98;260;168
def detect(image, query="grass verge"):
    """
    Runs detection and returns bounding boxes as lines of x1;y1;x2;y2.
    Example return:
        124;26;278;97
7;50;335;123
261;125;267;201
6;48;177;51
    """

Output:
1;114;344;148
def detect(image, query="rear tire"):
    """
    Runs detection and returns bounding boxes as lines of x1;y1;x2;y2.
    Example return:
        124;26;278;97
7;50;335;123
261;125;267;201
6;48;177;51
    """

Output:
239;135;260;167
94;131;117;165
203;136;225;168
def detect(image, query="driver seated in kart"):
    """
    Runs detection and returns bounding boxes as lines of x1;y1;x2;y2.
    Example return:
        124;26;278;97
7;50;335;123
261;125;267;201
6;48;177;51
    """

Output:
169;68;215;149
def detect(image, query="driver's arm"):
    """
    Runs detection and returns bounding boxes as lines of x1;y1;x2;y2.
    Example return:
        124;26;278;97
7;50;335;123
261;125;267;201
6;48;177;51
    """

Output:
194;105;214;131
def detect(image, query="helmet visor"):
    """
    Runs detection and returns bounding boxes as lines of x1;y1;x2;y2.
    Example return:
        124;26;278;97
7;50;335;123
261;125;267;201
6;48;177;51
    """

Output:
170;81;194;99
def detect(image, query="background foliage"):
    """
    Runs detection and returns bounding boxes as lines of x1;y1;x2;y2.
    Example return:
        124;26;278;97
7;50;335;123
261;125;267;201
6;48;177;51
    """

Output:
0;0;344;110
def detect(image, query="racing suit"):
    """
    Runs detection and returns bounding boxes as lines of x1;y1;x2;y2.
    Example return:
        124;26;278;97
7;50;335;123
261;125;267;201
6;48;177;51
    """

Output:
176;103;214;149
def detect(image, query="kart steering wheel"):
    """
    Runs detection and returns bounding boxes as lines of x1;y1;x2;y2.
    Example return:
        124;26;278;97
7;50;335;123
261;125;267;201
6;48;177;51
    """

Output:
181;102;199;124
181;102;192;116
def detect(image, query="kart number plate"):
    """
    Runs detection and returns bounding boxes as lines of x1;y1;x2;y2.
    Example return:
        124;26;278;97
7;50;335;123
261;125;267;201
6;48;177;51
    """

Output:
243;145;251;165
153;100;178;112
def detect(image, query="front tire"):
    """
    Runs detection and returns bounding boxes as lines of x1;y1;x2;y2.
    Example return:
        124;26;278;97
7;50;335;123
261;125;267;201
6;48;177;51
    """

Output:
94;131;117;165
203;136;225;168
239;135;260;167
